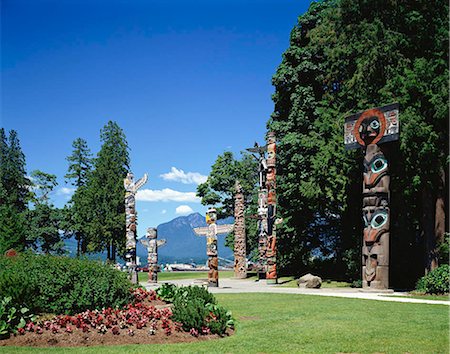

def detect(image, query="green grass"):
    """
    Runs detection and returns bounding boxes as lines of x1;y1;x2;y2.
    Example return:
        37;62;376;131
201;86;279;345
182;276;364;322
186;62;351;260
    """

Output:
387;293;450;301
1;293;448;353
138;270;234;282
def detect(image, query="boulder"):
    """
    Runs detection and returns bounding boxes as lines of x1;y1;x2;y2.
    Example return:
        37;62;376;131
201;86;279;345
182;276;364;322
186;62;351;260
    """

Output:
296;273;322;288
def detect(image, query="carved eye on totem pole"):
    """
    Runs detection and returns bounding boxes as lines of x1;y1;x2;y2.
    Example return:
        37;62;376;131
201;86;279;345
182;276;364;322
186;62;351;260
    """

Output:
363;154;388;188
363;209;389;244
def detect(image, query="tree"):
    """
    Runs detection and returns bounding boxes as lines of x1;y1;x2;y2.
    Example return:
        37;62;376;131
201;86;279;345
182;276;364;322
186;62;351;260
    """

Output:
27;170;64;254
85;121;130;262
268;0;448;284
197;151;260;259
63;138;92;256
0;129;31;254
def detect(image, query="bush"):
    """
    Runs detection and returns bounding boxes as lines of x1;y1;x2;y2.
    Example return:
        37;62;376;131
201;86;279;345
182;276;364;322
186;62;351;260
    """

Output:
415;264;449;294
160;284;233;335
0;254;133;315
0;296;36;339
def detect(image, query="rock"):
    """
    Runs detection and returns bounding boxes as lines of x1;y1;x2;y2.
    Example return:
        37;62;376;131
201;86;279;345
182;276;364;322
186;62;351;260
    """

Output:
296;273;322;288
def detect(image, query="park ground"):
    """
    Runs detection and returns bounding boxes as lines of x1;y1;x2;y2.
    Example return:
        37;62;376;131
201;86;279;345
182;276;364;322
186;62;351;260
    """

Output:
2;272;448;354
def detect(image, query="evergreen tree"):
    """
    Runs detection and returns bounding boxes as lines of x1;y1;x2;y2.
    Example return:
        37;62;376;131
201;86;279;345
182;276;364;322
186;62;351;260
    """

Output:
63;138;92;256
27;170;64;254
197;152;259;258
85;121;130;262
268;0;448;284
0;129;30;254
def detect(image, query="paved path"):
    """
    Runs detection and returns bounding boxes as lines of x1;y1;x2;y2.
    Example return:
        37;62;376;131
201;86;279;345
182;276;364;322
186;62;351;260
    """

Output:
144;277;449;306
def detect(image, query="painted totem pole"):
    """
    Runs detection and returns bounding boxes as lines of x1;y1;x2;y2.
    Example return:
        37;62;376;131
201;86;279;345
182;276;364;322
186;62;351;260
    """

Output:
234;181;247;279
265;132;278;282
194;208;234;287
140;227;166;283
124;172;148;284
246;142;268;279
344;103;399;290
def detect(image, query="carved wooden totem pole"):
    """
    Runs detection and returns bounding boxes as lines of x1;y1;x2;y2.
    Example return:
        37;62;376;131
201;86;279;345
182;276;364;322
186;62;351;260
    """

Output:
265;132;278;282
194;208;234;287
246;142;268;279
344;103;399;290
140;227;166;283
234;181;247;279
124;172;148;284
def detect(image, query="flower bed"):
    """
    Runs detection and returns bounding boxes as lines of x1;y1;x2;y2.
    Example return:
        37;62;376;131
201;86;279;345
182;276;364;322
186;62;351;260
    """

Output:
1;287;234;347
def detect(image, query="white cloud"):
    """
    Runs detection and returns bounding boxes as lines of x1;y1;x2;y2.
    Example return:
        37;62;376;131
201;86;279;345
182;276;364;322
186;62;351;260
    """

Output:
136;188;201;203
160;167;207;185
161;209;167;214
57;187;75;196
175;205;194;215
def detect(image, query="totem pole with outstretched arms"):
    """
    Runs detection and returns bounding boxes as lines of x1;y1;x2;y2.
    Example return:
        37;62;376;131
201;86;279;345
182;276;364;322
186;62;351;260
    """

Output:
124;172;148;284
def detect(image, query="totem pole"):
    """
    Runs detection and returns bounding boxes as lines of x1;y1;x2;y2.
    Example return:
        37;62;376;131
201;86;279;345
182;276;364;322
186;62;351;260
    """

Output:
124;172;148;284
344;103;399;290
265;132;278;282
193;208;234;287
139;227;167;283
234;181;247;279
246;142;268;279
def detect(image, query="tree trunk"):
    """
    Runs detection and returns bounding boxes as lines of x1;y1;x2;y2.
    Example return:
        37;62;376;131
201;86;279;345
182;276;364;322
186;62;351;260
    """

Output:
112;242;116;263
76;232;80;257
422;186;437;274
434;167;446;268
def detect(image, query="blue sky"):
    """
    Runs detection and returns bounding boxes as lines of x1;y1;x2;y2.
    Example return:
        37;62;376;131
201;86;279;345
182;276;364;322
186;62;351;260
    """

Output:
1;0;311;233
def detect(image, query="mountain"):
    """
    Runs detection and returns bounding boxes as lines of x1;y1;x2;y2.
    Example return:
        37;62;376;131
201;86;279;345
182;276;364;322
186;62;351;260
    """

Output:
150;212;234;264
64;213;234;265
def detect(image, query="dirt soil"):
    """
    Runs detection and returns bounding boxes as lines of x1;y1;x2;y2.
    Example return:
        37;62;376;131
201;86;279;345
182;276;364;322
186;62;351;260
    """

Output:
1;328;227;347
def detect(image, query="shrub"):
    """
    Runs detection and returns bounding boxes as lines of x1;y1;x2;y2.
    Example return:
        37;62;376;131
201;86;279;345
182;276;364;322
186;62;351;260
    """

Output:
0;296;36;339
415;264;449;294
0;254;133;315
156;283;178;303
162;284;233;335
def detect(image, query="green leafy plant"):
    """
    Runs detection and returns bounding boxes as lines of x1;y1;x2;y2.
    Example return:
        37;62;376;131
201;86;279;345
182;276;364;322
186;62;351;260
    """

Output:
156;283;178;303
0;254;134;315
205;303;235;335
0;296;36;339
415;265;449;294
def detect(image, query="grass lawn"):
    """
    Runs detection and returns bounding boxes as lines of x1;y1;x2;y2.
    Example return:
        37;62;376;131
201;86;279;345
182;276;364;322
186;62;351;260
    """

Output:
1;293;448;353
387;294;450;301
138;270;234;282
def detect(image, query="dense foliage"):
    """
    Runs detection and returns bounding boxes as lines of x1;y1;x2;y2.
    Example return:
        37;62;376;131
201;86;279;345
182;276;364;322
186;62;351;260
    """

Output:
0;254;133;315
415;265;449;294
266;0;448;285
197;152;260;258
0;296;36;339
157;284;234;335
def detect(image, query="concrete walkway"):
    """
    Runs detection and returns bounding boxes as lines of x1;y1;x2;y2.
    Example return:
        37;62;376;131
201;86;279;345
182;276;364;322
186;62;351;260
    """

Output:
144;277;450;306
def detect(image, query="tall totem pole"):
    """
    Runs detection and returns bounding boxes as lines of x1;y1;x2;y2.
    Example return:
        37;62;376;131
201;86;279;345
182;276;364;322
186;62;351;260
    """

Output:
247;132;279;282
344;103;399;290
124;172;148;284
246;142;268;279
265;132;278;282
140;227;166;283
194;208;234;287
234;181;247;279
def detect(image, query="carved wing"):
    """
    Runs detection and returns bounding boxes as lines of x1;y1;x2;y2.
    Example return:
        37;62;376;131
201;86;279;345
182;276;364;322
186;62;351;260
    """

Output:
193;226;209;236
139;239;149;248
134;173;148;191
216;224;234;235
157;239;167;247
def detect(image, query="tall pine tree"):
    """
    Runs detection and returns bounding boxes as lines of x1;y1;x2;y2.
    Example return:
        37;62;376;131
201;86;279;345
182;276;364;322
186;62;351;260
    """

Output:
85;121;130;262
0;129;31;253
63;138;93;256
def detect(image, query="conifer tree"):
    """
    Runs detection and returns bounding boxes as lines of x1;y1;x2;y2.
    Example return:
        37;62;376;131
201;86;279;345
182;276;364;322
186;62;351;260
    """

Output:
85;121;130;262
